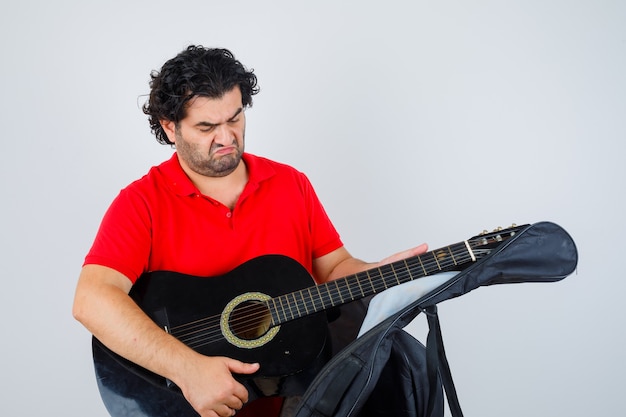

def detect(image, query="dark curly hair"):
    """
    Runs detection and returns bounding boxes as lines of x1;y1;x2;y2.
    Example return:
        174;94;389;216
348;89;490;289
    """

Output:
143;46;259;145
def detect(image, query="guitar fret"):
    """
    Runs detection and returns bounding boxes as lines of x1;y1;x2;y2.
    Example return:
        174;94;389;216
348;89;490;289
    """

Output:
432;250;442;270
334;280;344;304
345;278;354;300
385;264;395;288
304;288;312;315
291;293;301;318
447;246;458;265
380;265;389;290
402;259;413;284
374;270;382;292
287;295;296;319
281;297;289;323
271;297;279;323
278;296;288;321
271;297;278;322
366;270;377;293
387;265;394;287
392;263;401;285
270;298;279;325
451;243;470;266
327;282;337;307
417;255;427;275
319;283;330;308
356;275;365;297
315;285;324;311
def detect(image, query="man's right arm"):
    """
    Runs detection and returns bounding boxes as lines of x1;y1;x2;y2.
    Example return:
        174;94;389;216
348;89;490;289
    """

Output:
72;264;258;417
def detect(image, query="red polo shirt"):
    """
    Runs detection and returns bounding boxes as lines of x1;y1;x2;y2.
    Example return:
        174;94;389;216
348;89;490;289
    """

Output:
85;152;343;283
85;152;343;415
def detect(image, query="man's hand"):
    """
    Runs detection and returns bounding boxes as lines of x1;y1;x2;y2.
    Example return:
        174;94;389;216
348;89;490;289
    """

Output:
74;265;262;417
177;355;260;417
376;243;429;267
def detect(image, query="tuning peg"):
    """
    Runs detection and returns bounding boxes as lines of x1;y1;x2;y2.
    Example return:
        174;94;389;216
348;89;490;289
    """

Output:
493;227;503;232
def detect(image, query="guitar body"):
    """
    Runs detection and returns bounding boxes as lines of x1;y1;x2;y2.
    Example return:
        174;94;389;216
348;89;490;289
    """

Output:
93;255;330;417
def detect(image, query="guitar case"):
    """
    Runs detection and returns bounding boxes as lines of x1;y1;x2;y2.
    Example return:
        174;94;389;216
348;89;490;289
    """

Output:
292;221;578;417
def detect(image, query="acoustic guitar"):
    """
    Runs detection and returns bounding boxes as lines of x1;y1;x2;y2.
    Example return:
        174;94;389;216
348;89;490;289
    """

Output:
93;225;524;416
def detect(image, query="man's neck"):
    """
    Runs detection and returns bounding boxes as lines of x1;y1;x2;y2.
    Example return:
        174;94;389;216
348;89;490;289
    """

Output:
184;161;249;210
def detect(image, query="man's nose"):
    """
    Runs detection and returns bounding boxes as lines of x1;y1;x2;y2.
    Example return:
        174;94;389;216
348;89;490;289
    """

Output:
213;124;233;145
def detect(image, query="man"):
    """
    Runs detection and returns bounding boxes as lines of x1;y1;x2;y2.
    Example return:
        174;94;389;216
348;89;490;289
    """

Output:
73;45;427;417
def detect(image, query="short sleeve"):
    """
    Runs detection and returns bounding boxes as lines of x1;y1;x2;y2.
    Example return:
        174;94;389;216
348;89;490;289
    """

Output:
83;188;152;283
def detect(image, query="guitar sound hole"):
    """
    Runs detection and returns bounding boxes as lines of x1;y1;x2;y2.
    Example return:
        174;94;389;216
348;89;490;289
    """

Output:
229;301;272;340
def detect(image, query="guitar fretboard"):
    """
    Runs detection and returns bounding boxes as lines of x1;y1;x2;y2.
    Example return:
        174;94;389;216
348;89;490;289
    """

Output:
267;241;473;326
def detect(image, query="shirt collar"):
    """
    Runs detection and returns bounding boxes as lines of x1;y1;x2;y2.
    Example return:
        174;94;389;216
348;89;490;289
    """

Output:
158;152;276;197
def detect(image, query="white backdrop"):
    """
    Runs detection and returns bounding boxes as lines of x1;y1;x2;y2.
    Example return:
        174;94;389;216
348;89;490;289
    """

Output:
1;1;624;416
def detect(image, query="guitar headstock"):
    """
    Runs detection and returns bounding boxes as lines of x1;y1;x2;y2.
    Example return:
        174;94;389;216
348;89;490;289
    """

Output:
468;224;528;259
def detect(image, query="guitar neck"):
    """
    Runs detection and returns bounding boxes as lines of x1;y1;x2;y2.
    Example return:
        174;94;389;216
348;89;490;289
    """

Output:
268;241;474;326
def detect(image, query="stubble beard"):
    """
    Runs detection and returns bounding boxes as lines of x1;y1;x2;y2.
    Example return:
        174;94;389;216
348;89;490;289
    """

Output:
175;130;245;178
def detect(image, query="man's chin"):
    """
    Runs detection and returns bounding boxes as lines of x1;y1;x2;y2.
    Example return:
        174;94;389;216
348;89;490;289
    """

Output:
204;155;241;177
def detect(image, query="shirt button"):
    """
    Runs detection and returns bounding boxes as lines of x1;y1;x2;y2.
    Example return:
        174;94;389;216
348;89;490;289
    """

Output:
226;212;232;218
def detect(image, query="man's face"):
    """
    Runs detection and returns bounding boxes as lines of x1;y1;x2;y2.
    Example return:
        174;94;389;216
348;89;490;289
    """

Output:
163;87;246;178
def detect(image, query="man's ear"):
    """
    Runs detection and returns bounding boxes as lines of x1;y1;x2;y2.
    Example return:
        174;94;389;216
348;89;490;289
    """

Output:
160;120;177;143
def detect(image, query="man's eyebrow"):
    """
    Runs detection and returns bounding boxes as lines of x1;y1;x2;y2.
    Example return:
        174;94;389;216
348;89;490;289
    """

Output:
194;107;244;127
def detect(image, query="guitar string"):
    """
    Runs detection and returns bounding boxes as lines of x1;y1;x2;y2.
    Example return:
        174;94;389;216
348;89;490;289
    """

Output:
180;251;470;349
171;246;463;338
174;241;486;348
200;233;511;344
181;237;514;349
173;244;477;349
173;252;454;346
172;229;516;349
173;238;494;349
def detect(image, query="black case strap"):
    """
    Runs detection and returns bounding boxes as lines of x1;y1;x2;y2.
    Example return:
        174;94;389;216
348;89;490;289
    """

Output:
424;305;464;417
